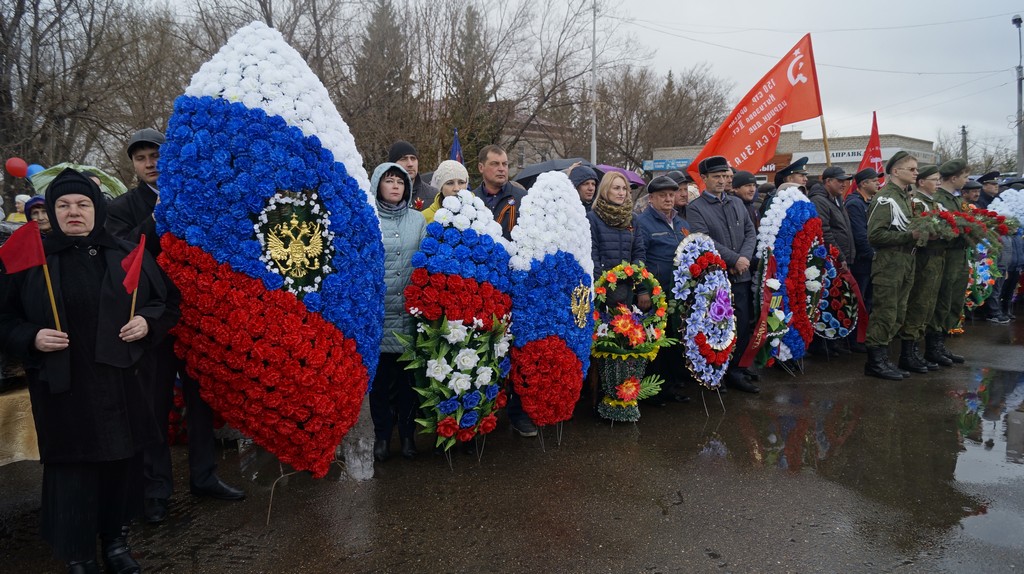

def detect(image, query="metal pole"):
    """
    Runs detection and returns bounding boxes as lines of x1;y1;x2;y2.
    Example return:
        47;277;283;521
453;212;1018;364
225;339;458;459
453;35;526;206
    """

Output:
590;0;598;164
1015;16;1023;174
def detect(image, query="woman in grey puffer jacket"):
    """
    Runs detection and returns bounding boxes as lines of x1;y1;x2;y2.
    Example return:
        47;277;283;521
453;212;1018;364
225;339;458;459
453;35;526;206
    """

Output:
369;162;426;462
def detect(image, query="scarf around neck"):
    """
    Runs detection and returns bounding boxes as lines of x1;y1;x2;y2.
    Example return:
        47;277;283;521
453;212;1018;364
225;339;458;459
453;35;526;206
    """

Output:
593;193;634;229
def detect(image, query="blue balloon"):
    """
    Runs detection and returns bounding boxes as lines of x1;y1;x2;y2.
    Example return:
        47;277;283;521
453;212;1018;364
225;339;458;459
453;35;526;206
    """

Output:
26;164;45;177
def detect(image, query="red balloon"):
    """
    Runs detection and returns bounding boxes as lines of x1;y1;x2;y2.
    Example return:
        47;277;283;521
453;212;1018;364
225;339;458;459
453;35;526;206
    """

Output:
5;157;28;178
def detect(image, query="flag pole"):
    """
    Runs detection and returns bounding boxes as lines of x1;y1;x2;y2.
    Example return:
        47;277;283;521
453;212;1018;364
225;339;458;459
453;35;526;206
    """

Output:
130;289;137;321
41;263;62;332
819;115;833;167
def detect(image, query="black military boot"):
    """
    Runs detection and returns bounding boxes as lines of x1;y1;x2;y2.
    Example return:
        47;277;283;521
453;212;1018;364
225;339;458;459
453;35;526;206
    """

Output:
898;339;929;373
923;333;953;367
911;341;938;370
865;346;904;380
101;526;140;574
938;333;965;364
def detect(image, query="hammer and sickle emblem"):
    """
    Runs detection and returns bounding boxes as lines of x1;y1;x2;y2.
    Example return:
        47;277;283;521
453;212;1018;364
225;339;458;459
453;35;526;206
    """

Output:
787;48;808;86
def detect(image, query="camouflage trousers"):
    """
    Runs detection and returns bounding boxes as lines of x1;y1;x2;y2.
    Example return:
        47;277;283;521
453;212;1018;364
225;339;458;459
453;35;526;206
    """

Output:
865;247;915;347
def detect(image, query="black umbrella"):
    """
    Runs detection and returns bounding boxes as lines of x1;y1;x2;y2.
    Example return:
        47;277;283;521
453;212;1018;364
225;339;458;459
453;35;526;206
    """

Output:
512;157;593;190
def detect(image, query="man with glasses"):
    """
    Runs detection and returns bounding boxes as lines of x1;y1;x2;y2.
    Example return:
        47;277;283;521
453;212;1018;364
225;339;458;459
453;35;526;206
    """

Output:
863;151;919;380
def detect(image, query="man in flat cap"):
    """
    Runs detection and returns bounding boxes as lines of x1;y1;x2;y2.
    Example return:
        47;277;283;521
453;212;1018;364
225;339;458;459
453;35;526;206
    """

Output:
863;151;919;380
687;156;759;393
807;166;856;356
759;157;808;220
666;170;693;219
845;168;881;319
926;159;972;362
976;170;1000;209
107;129;245;524
896;165;945;373
961;179;982;207
636;175;691;403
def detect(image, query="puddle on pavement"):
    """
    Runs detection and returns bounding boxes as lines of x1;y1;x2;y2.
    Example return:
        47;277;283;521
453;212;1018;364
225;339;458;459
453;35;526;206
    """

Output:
685;366;1024;551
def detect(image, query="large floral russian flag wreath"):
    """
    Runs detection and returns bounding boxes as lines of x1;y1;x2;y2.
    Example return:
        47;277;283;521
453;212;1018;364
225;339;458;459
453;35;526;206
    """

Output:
508;171;594;426
672;233;736;389
591;261;670;422
397;190;513;451
155;22;384;478
755;187;826;362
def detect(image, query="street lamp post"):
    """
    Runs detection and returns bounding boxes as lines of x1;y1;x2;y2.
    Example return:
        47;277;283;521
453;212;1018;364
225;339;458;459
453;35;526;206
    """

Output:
1015;15;1023;175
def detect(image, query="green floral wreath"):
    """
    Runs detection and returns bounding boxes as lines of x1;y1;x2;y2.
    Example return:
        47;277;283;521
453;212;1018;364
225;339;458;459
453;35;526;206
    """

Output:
591;261;672;360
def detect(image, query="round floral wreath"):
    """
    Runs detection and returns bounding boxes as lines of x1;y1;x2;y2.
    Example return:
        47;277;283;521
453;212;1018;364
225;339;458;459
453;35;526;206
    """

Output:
965;240;998;310
757;189;825;361
813;246;853;340
672;233;736;388
591;261;670;360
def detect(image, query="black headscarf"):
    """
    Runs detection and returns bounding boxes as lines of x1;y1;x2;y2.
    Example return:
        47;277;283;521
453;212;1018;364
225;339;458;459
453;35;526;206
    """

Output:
43;168;118;254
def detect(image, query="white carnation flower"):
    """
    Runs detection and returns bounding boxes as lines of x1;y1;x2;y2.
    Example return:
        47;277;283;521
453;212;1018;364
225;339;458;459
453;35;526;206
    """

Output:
474;367;493;388
426;358;452;382
766;278;781;291
452;214;471;231
444;320;469;344
805;267;821;280
447;372;472;393
442;196;462;213
493;338;510;358
454;348;480;371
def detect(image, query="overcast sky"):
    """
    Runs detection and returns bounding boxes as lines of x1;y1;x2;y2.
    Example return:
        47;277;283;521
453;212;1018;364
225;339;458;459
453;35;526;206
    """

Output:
613;0;1021;158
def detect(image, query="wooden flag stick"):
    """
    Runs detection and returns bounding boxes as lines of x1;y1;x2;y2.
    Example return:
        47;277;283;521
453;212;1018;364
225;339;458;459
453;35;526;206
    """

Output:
819;115;833;167
41;263;62;332
130;288;137;321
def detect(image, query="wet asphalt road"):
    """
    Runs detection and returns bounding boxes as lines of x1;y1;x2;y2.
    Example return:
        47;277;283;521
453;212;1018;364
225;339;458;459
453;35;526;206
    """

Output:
2;320;1023;573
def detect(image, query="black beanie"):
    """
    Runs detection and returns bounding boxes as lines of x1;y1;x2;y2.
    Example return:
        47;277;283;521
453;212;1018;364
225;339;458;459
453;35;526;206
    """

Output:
45;168;107;236
387;140;418;163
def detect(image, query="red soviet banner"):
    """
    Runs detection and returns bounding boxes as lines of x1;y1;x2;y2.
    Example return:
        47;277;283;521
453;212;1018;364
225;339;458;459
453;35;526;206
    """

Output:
847;111;884;196
688;34;823;186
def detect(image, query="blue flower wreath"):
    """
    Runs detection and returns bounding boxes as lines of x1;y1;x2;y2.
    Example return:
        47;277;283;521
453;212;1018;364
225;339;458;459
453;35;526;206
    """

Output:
772;200;820;360
156;95;385;376
410;223;511;291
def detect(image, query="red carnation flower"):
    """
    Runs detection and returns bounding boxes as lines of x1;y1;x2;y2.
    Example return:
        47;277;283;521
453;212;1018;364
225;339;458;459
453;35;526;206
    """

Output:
437;417;459;438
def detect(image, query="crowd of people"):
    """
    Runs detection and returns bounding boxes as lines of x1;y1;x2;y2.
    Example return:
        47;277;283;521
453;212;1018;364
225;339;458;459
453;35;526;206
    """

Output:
2;127;1022;572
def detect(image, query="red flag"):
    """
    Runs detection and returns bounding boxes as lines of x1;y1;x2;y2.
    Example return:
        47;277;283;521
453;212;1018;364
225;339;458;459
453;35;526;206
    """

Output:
847;112;884;196
688;34;822;187
0;221;46;273
120;234;147;293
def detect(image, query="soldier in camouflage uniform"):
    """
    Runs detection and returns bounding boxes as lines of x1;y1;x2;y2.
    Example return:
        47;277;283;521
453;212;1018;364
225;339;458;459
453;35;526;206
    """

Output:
864;151;921;380
926;159;971;365
897;165;944;373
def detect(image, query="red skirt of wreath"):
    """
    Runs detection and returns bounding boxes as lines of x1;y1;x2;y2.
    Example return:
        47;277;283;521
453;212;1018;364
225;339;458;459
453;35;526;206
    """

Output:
508;336;582;426
159;233;369;478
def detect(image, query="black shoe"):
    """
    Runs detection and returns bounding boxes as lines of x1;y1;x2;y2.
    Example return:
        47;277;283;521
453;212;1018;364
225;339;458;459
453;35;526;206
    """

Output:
986;313;1011;324
864;346;904;380
67;560;100;574
725;372;760;393
144;497;168;524
190;477;245;500
511;418;539;437
400;437;417;459
373;439;390;462
742;369;760;382
938;333;965;364
828;341;851;355
102;527;140;574
913;342;938;371
924;334;953;367
898;340;929;374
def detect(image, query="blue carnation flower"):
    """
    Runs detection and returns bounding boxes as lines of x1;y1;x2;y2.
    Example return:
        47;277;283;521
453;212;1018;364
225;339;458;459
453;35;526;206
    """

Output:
462;391;481;410
459;410;479;428
439;398;460;415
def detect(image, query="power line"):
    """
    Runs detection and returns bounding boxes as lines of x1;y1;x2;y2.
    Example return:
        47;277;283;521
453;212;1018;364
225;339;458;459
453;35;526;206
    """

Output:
626;11;1018;35
624;19;1011;76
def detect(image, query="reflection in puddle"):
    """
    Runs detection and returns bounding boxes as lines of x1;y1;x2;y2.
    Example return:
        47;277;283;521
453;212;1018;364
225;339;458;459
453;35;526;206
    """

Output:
952;369;1024;483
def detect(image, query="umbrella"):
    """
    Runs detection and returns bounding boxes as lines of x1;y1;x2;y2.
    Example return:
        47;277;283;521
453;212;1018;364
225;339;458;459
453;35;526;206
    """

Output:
512;157;591;190
29;162;128;200
595;164;646;188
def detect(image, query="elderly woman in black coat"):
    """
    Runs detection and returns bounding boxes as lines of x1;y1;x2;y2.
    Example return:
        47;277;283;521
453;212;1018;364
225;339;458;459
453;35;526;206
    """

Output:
0;168;179;574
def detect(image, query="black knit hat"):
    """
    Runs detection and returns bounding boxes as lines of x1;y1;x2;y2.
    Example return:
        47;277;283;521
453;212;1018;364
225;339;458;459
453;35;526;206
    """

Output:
45;168;107;237
387;140;418;163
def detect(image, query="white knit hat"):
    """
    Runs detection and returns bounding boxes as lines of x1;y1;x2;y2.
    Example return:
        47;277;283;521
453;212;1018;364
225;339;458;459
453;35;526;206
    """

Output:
430;160;469;190
15;194;31;204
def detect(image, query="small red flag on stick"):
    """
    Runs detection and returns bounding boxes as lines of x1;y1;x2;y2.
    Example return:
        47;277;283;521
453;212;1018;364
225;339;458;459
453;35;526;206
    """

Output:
120;234;146;318
0;221;61;330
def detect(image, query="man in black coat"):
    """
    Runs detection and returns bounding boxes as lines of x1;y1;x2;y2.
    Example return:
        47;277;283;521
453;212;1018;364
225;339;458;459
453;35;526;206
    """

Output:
473;144;526;242
687;156;760;393
388;140;439;211
106;129;244;524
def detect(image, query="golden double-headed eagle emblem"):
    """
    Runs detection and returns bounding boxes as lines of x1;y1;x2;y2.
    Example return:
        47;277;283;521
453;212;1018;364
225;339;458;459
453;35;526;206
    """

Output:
266;214;323;278
571;281;590;328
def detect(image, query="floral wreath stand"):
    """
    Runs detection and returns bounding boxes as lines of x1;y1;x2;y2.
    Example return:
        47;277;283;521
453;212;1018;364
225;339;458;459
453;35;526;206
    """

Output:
591;261;671;424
